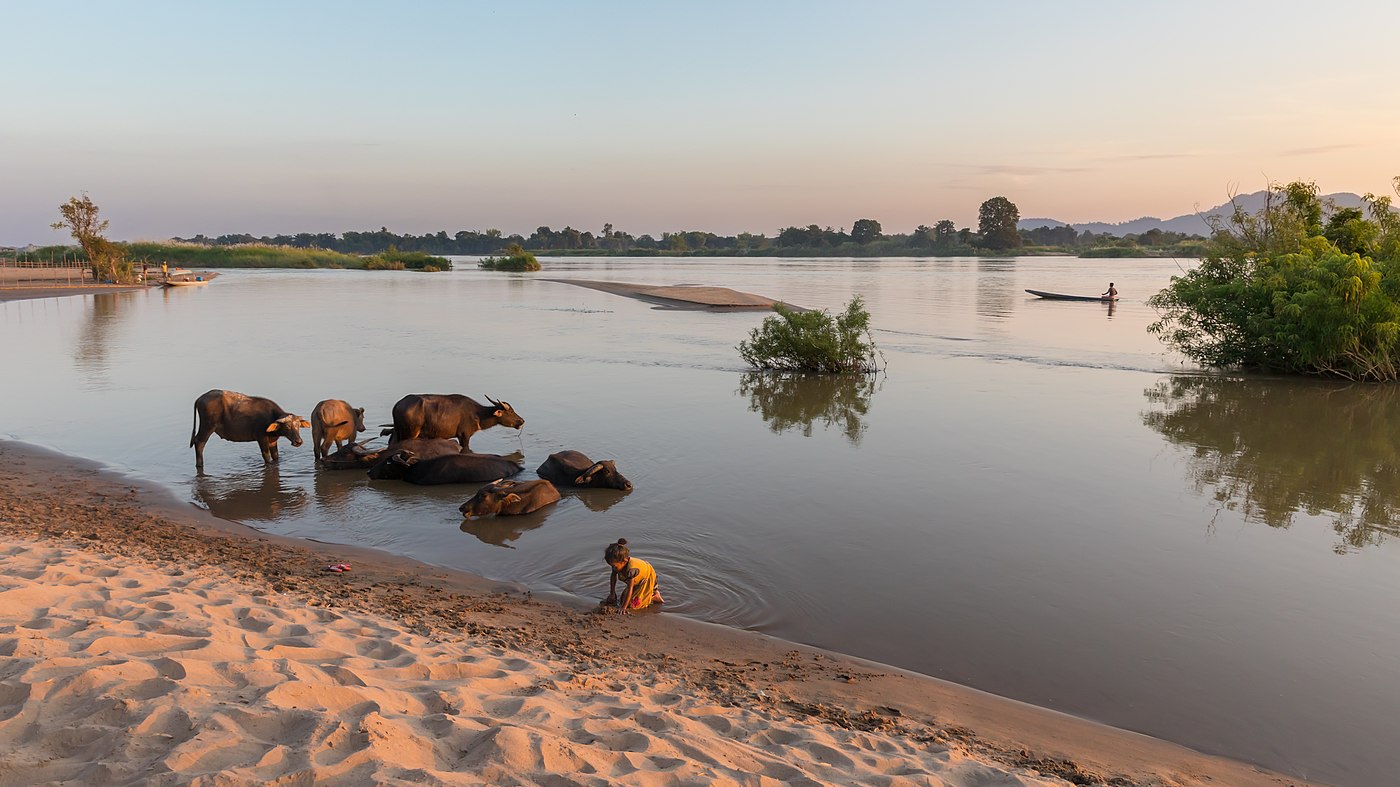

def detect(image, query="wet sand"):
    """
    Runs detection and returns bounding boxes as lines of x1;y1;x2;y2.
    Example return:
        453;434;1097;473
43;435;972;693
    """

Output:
0;440;1306;785
0;284;147;302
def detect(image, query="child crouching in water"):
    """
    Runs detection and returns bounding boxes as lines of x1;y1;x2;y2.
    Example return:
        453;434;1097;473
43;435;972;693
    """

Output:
604;538;663;614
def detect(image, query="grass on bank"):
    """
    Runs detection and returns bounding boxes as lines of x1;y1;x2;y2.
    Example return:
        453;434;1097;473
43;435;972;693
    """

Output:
22;242;451;271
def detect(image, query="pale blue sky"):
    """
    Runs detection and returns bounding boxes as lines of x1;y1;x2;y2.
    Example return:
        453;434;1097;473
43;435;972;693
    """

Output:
4;1;1398;243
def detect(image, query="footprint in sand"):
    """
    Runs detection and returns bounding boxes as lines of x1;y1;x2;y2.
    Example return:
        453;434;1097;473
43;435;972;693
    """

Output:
317;664;366;687
150;657;187;680
354;639;408;661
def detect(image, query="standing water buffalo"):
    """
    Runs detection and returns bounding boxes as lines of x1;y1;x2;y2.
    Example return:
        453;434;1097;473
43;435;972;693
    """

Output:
459;479;560;518
190;389;310;471
368;449;524;485
310;399;367;462
536;450;633;490
387;394;524;450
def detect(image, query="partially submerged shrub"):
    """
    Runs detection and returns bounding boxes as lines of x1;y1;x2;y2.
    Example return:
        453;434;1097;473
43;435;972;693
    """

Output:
1149;178;1400;380
365;249;452;271
738;296;883;374
479;244;541;271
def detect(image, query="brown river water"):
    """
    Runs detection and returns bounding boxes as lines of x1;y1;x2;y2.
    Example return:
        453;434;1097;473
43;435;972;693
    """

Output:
3;256;1398;785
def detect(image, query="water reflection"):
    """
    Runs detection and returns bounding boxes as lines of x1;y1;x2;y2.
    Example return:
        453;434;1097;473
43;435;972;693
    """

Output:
73;293;135;384
737;371;879;445
459;507;554;548
569;488;631;513
1143;376;1400;552
975;258;1015;320
193;467;310;522
313;469;364;516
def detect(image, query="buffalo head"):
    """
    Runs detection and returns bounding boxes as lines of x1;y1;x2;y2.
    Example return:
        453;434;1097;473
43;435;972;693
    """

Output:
576;460;632;491
266;415;310;447
366;448;418;480
458;478;559;518
485;396;525;430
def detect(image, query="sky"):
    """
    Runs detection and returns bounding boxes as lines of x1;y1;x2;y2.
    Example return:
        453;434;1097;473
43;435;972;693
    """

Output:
3;0;1399;244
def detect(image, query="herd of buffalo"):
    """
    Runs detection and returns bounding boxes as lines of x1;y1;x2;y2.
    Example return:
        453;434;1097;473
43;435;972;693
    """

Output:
189;389;631;518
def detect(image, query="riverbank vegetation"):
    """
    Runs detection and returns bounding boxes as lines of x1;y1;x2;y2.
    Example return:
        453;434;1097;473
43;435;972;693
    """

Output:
739;297;883;374
1149;178;1400;381
50;195;130;283
21;241;451;271
477;244;540;271
166;196;1204;259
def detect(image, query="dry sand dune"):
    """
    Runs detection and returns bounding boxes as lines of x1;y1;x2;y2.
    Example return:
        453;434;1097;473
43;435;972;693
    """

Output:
0;440;1308;786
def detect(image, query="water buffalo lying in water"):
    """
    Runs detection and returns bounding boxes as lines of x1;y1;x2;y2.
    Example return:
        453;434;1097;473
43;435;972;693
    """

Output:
190;389;309;471
310;399;367;462
321;442;387;470
386;394;524;449
364;438;465;480
536;450;633;490
459;479;560;518
370;450;524;485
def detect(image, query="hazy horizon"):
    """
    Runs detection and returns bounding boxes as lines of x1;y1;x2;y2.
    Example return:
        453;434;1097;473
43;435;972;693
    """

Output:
5;1;1399;246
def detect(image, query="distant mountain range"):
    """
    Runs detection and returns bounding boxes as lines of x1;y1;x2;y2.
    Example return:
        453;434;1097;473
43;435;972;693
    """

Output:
1019;191;1368;236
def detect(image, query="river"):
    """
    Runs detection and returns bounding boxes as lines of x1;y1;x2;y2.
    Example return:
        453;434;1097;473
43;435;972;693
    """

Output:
2;256;1396;786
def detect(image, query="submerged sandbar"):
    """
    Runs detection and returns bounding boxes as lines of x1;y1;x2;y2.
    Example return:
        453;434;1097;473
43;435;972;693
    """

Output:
546;278;802;310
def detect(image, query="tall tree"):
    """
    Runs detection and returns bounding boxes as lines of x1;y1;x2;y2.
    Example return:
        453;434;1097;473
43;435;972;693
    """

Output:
977;197;1022;249
933;219;957;248
52;194;127;282
850;218;883;245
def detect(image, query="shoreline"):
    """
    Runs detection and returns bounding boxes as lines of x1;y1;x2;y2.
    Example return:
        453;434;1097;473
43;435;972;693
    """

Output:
0;439;1307;785
0;284;147;302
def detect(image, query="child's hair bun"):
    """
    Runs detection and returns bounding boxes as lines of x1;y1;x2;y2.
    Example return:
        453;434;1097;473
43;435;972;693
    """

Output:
616;538;627;546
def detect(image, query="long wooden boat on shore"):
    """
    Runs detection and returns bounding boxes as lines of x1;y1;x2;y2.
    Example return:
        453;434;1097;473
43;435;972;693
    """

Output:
162;278;210;287
1024;289;1116;302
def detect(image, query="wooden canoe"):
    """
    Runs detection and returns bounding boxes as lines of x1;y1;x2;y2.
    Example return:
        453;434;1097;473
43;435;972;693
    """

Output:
1025;289;1116;302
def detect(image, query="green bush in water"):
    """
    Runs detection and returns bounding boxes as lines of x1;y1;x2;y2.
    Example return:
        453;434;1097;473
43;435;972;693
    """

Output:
1149;178;1400;380
478;244;541;271
738;296;883;374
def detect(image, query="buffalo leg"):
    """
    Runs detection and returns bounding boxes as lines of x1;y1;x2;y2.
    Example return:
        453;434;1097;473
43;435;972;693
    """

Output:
192;426;217;471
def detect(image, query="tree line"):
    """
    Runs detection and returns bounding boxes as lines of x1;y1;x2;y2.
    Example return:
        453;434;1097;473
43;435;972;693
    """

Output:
172;197;1202;257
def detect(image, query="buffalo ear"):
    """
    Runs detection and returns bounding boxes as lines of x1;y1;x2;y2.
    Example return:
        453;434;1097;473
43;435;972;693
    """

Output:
265;422;280;433
298;419;311;428
493;409;504;417
504;493;522;504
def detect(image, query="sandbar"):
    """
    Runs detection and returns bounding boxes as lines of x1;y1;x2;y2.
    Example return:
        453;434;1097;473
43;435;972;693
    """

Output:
546;278;802;311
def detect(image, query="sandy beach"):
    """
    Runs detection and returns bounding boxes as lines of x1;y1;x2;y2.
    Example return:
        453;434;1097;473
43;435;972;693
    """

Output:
0;440;1308;786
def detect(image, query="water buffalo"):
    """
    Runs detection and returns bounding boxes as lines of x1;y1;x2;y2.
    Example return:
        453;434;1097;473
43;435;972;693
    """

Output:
536;450;633;490
321;442;387;471
387;394;524;449
310;399;367;462
190;389;309;471
371;450;524;485
459;479;560;518
364;438;465;480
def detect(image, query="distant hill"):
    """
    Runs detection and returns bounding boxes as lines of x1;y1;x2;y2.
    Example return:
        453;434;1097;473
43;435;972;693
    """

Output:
1020;191;1367;236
